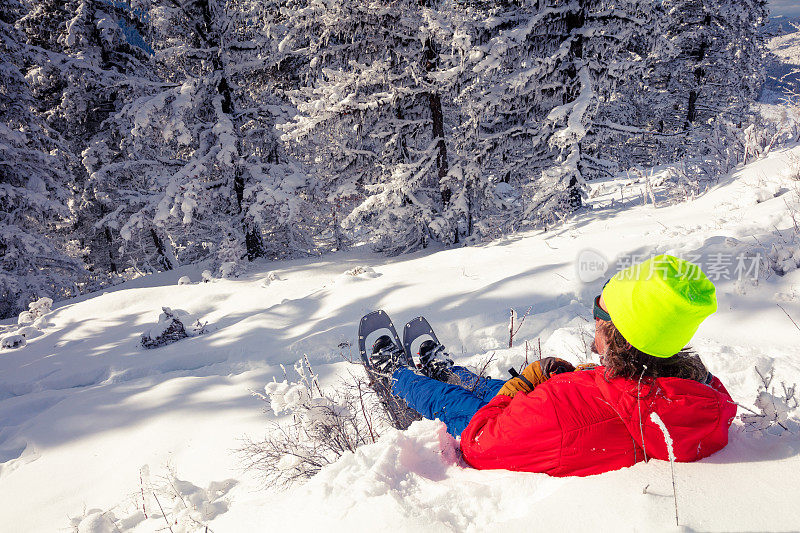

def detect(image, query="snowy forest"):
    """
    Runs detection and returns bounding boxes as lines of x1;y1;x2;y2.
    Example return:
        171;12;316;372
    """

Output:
0;0;784;320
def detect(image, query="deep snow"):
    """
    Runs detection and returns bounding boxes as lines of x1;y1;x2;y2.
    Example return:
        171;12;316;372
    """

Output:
3;145;800;531
764;29;800;104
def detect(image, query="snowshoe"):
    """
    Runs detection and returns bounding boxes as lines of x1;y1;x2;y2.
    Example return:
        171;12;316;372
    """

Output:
357;311;421;430
403;316;457;383
358;310;412;368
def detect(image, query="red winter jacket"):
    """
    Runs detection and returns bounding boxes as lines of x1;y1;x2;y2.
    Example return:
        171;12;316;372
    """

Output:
460;367;736;476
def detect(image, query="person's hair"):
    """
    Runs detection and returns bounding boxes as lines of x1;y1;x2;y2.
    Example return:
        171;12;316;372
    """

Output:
597;321;709;383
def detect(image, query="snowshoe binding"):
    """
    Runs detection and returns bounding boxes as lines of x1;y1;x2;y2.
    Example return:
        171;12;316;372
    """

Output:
417;339;455;382
370;335;407;377
403;316;457;384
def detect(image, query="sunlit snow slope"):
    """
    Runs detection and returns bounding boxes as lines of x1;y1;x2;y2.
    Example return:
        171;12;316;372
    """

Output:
2;144;800;532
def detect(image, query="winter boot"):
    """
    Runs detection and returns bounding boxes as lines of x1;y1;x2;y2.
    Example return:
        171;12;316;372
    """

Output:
418;340;455;381
370;335;407;377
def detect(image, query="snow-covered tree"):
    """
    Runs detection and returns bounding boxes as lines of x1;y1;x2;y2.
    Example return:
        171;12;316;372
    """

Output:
638;0;769;164
82;0;315;276
459;0;651;228
15;0;156;280
18;0;151;146
663;0;768;132
279;0;463;255
0;8;85;318
0;0;777;300
434;1;516;241
574;0;769;180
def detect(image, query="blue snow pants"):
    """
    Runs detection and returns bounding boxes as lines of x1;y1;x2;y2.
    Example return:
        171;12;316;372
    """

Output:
391;366;506;437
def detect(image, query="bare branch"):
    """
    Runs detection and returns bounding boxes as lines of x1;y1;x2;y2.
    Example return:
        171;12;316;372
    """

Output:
777;303;800;333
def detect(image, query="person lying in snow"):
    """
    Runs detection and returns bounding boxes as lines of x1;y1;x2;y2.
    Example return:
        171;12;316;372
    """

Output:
372;254;736;477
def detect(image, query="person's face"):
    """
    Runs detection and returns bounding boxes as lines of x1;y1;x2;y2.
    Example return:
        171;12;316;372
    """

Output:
591;294;611;356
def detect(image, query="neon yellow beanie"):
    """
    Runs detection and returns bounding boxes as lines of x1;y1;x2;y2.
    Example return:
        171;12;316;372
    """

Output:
601;254;717;358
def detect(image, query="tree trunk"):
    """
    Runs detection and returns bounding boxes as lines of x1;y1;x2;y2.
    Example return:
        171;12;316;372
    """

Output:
423;37;450;208
197;0;263;261
466;184;474;237
244;227;264;261
563;3;586;211
150;228;174;271
685;90;698;129
429;92;449;194
104;226;117;274
422;35;457;243
685;33;707;129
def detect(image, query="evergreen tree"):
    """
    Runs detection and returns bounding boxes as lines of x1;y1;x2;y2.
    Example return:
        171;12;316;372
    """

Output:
16;0;155;280
0;0;778;306
280;0;461;255
460;0;651;228
637;0;769;164
82;0;313;276
662;0;768;132
0;6;85;318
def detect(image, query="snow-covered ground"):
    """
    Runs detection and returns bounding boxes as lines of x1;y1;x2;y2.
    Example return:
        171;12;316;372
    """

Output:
3;145;800;532
771;29;800;64
764;28;800;103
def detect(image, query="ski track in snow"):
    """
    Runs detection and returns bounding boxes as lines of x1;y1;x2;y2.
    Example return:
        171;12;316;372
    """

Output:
2;145;800;531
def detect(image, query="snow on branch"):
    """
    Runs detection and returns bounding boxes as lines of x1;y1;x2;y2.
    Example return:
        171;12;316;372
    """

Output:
739;366;799;436
239;360;388;487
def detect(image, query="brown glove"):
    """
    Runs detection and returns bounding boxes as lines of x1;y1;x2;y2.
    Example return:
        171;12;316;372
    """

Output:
496;357;575;398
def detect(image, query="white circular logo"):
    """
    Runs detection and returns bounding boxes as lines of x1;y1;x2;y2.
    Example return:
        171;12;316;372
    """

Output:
576;249;609;283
